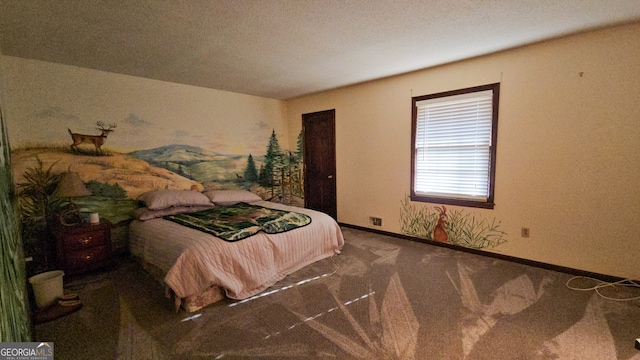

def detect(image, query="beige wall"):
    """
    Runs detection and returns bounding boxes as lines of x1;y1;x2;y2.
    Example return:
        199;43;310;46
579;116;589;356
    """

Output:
286;22;640;279
1;56;289;154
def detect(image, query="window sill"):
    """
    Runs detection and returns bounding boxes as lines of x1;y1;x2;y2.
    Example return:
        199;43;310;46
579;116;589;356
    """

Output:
410;194;495;209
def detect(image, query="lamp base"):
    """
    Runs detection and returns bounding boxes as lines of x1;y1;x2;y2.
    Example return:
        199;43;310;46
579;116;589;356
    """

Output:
58;204;83;227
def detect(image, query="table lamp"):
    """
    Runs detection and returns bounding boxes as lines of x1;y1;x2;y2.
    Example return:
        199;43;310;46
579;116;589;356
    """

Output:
52;172;91;226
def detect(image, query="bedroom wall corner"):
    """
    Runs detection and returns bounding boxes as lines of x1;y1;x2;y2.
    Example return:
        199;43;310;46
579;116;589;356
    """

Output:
284;22;640;280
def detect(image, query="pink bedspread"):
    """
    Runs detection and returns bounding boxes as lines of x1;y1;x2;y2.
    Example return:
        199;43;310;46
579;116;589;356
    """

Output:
129;201;344;301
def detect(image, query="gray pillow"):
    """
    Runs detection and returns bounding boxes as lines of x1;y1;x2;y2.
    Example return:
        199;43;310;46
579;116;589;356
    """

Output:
138;189;212;210
202;189;262;206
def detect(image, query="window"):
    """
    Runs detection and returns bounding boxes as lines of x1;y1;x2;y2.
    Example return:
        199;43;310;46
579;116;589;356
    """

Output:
411;83;499;209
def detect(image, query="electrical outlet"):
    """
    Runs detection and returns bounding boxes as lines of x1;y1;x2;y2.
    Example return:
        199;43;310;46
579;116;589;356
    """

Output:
521;227;530;238
369;216;382;227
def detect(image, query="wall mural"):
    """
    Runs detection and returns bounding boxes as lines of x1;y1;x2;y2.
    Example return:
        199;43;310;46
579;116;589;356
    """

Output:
400;195;507;250
1;98;31;342
11;108;303;275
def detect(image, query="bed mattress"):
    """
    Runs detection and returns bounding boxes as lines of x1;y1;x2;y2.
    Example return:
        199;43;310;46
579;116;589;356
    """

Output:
129;201;344;307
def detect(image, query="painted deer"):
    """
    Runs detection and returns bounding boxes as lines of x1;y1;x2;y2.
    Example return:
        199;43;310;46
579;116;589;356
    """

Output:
433;206;449;242
68;121;116;154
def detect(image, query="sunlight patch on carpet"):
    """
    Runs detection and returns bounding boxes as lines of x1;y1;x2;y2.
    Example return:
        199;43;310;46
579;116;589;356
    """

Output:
265;291;376;340
456;261;552;357
228;271;336;307
539;295;616;359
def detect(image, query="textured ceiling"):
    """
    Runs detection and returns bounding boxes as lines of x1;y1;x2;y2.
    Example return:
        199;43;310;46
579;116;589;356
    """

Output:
1;0;639;99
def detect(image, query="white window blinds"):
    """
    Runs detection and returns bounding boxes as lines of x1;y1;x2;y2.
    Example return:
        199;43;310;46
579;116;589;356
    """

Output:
414;89;494;201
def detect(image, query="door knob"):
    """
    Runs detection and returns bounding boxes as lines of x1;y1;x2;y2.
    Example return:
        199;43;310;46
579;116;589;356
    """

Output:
328;175;333;179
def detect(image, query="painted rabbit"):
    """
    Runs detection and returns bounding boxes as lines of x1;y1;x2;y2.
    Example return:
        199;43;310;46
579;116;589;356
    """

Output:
433;206;449;242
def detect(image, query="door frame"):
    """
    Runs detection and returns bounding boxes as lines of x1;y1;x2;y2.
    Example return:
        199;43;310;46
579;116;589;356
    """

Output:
302;109;337;219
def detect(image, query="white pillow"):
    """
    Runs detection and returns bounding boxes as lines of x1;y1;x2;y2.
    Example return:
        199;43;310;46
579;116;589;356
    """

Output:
138;189;212;210
202;189;262;206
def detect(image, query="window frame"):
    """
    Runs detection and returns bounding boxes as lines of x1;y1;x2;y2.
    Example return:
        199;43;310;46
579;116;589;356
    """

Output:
410;83;500;209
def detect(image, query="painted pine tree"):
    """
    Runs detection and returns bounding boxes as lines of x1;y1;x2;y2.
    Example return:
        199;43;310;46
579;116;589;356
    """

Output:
259;129;285;186
296;130;303;163
244;154;258;182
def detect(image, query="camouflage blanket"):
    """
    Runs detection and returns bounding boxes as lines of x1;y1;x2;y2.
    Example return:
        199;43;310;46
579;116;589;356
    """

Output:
164;202;312;242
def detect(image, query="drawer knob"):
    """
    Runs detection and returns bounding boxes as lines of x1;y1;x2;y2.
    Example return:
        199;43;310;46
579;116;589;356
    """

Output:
80;237;92;244
84;255;93;261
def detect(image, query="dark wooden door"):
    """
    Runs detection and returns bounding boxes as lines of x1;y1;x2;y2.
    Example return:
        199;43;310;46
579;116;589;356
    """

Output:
303;109;337;219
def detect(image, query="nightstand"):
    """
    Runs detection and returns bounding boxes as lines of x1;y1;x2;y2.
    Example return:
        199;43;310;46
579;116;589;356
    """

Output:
52;219;112;275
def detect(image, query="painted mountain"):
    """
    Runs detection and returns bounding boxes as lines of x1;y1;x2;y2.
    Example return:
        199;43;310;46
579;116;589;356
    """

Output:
128;144;263;183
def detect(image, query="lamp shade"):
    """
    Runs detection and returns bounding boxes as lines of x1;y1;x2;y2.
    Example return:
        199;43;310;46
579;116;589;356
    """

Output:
52;172;91;198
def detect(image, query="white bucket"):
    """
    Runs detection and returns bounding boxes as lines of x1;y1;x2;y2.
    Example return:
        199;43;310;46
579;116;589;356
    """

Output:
28;270;65;309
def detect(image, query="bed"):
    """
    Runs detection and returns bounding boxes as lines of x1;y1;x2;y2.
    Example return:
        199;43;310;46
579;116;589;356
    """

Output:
129;189;344;312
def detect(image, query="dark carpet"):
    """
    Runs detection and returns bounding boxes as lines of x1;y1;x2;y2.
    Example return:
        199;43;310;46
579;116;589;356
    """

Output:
34;227;640;359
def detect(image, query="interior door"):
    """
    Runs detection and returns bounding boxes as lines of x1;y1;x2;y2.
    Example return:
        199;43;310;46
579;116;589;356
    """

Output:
303;109;337;219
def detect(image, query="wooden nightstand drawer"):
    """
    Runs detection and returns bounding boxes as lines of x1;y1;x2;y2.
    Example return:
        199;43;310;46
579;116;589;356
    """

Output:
64;230;107;251
53;219;112;275
65;246;109;270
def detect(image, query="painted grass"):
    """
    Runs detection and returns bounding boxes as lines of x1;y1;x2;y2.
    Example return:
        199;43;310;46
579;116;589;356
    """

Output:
400;195;507;249
74;196;139;224
15;142;116;156
400;196;437;240
0;118;30;341
447;209;507;249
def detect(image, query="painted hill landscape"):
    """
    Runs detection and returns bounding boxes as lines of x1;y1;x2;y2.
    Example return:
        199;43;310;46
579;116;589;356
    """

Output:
128;144;261;184
11;146;200;199
12;144;262;198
